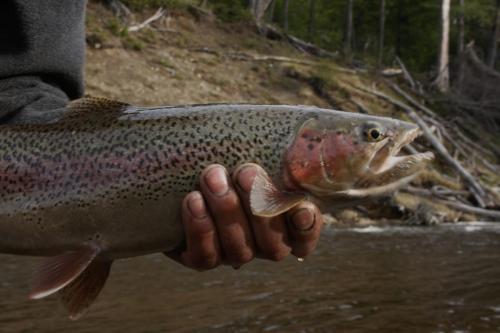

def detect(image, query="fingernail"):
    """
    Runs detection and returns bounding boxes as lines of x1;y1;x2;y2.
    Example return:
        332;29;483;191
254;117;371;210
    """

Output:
205;166;229;196
236;165;257;193
188;193;207;219
291;208;315;231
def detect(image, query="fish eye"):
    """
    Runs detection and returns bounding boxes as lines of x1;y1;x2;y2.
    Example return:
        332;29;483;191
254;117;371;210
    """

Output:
366;128;384;142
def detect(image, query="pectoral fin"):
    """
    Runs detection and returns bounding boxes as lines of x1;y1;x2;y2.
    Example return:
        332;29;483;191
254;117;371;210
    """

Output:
250;172;307;217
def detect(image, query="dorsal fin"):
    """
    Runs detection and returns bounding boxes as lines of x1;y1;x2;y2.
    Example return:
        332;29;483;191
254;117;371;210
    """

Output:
63;97;130;121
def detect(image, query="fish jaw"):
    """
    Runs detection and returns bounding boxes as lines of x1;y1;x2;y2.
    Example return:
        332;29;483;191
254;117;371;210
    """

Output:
354;126;434;191
349;151;434;196
283;113;434;199
368;126;422;173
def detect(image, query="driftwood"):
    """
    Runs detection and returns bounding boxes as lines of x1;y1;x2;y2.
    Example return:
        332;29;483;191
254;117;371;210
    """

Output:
465;42;500;80
188;47;319;66
447;121;496;159
390;83;436;118
350;98;370;114
405;187;500;219
395;56;416;90
381;68;403;77
353;84;488;208
287;34;338;58
262;24;338;59
441;200;500;219
391;82;499;173
451;114;500;158
405;186;468;198
128;8;165;32
226;52;317;65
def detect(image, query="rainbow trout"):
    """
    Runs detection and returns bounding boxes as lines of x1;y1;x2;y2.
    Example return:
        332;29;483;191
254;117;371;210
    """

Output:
0;98;433;318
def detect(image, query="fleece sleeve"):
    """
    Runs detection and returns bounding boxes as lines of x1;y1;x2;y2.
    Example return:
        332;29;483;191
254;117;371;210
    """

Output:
0;0;87;123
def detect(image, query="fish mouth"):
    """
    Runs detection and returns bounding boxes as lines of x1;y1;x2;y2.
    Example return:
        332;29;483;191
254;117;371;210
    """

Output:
312;125;433;198
346;126;434;196
369;127;433;175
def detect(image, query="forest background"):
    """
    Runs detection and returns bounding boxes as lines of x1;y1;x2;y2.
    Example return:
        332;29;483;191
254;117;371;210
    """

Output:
86;0;500;223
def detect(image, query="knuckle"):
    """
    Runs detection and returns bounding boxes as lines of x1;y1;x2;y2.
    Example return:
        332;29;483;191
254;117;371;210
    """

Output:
223;191;241;207
211;191;240;214
187;220;215;240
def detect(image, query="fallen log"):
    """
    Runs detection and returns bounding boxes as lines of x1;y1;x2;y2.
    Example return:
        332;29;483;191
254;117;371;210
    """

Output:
262;24;338;59
465;42;500;80
226;52;317;66
381;68;403;77
403;187;500;219
440;200;500;219
349;98;370;114
395;56;416;90
286;34;338;58
405;186;469;198
390;83;436;118
187;47;318;66
391;83;499;166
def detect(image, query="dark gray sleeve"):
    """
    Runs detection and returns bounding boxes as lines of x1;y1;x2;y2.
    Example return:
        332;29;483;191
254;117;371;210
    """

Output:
0;0;87;123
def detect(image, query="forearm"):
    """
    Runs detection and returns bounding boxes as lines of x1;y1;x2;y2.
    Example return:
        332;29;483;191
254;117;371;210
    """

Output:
0;0;87;123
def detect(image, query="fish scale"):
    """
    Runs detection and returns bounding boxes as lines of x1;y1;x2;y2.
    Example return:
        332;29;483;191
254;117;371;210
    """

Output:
0;98;432;318
0;103;305;257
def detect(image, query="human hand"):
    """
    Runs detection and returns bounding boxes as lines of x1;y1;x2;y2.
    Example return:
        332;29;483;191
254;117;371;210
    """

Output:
166;163;323;270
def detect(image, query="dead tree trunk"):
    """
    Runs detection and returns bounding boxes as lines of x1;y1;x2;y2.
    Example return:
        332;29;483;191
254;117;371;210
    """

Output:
308;0;316;41
344;0;354;61
250;0;273;25
487;0;500;68
249;0;257;12
267;0;276;22
378;0;385;69
283;0;290;32
457;0;466;89
436;0;451;93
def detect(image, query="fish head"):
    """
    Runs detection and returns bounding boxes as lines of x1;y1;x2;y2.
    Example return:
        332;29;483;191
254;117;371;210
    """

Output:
285;112;434;200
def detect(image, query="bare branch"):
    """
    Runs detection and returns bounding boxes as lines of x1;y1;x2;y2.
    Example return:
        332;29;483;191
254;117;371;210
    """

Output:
395;56;416;90
128;8;165;32
405;187;500;219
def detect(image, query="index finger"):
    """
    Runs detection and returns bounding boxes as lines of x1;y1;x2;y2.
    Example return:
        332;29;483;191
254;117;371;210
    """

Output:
232;163;292;262
286;202;323;258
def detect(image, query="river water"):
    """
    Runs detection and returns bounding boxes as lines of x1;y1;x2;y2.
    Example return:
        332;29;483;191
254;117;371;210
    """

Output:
1;222;500;332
